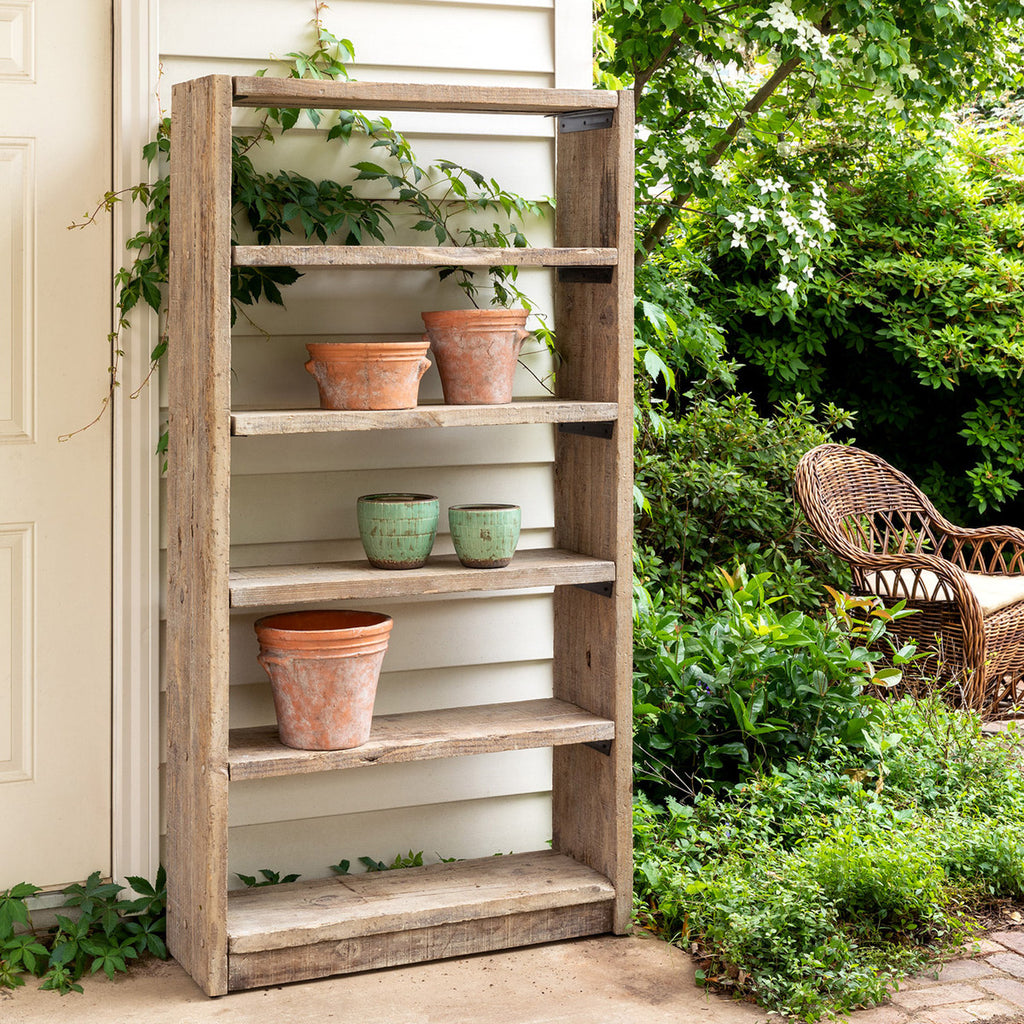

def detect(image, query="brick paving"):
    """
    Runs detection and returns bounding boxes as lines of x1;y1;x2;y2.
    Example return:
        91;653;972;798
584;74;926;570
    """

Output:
844;928;1024;1023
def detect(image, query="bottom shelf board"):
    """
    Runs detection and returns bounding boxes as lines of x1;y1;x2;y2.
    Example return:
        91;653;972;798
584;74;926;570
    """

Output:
226;850;615;956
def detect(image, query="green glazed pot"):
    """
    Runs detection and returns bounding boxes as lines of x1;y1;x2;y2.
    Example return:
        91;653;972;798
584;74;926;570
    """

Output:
357;493;439;569
448;504;521;568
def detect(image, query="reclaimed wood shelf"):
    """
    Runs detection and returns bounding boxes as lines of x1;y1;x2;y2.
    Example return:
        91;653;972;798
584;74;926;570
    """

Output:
167;75;634;996
225;850;615;988
232;77;619;114
233;245;617;268
229;698;615;781
230;400;619;436
229;548;615;607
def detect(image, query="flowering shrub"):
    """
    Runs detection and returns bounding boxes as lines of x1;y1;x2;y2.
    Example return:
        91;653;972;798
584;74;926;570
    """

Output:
694;121;1024;519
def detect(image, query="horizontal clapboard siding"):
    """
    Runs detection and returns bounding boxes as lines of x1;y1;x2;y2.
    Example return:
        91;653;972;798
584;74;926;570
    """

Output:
158;0;589;880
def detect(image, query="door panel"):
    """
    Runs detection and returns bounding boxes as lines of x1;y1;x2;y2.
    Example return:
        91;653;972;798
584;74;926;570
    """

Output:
0;0;113;888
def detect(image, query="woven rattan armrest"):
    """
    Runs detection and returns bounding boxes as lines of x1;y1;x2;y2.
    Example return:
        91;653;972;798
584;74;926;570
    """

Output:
941;523;1024;575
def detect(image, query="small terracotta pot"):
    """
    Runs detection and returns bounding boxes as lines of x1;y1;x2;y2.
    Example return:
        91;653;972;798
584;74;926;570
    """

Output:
448;504;521;568
357;493;439;569
421;309;531;405
255;610;393;751
305;341;431;410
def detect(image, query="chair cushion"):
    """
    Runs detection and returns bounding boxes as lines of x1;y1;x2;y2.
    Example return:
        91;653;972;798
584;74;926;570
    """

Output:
864;568;1024;616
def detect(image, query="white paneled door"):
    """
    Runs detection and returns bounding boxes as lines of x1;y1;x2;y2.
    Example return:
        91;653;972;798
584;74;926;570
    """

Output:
0;0;113;887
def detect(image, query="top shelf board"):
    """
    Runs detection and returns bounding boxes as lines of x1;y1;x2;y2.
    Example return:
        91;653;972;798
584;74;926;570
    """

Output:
232;78;619;116
232;246;618;269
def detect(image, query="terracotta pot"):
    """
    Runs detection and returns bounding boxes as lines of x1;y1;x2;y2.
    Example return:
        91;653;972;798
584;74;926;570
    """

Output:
254;609;393;751
305;341;431;410
448;504;521;568
421;308;531;405
357;493;439;569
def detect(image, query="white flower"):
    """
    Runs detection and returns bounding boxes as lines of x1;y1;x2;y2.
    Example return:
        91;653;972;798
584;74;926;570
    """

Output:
777;274;798;298
747;207;767;224
780;251;793;265
731;232;748;249
804;265;815;278
726;211;747;230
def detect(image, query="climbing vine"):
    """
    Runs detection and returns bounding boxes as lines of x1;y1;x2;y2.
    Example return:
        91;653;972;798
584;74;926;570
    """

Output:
65;1;551;446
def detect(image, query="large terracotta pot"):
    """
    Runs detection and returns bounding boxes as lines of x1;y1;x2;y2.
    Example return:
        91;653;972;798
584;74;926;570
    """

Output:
254;609;393;751
421;308;531;405
305;341;431;410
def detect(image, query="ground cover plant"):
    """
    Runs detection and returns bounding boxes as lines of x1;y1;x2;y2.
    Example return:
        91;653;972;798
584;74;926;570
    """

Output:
0;870;167;995
632;575;1024;1019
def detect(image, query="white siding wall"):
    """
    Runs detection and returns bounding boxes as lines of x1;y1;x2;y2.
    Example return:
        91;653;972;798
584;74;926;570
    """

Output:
157;0;592;885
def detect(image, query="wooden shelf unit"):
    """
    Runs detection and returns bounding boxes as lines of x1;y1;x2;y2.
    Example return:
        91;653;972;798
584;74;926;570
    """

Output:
166;74;634;997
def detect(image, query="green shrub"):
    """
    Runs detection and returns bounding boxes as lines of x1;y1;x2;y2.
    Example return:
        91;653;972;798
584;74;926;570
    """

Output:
633;570;901;797
634;697;1024;1020
634;390;851;613
693;120;1024;521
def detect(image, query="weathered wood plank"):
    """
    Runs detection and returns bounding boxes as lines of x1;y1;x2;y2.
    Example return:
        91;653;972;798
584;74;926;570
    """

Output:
228;698;615;780
227;851;613;954
552;90;635;934
166;75;233;997
228;902;614;990
232;77;619;114
230;400;618;436
233;245;618;268
228;548;615;607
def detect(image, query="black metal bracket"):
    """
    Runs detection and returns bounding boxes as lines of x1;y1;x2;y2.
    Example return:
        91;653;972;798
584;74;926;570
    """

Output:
558;421;615;440
574;581;614;598
557;267;614;284
584;739;613;756
558;110;615;134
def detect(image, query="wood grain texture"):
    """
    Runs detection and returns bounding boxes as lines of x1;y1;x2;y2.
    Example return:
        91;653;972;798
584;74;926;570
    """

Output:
230;400;618;436
227;850;613;953
552;90;635;934
232;77;619;114
228;548;615;607
228;698;615;780
233;245;617;268
165;75;234;997
227;902;615;990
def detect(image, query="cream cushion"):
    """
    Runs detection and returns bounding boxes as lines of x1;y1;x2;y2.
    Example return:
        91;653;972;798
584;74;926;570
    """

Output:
864;568;1024;616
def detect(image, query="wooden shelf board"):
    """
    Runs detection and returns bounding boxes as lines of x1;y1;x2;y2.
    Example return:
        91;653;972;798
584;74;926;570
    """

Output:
229;698;614;780
232;78;619;115
228;548;615;607
232;245;617;269
230;400;618;436
226;850;615;954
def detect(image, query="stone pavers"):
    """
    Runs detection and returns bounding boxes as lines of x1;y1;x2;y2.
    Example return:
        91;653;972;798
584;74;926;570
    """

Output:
843;928;1024;1023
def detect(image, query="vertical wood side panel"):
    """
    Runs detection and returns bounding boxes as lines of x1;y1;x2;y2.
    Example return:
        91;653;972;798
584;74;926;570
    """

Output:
166;75;234;997
552;90;634;933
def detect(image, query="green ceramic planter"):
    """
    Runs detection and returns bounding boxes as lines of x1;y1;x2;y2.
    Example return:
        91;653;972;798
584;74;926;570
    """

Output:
357;493;439;569
448;504;521;568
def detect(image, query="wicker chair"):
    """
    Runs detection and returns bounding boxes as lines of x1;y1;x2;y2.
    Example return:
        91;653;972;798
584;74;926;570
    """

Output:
795;443;1024;715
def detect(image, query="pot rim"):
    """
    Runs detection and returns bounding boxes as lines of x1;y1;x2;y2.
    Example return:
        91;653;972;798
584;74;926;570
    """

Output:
421;308;528;324
306;341;430;357
255;609;393;640
448;503;521;512
358;493;439;505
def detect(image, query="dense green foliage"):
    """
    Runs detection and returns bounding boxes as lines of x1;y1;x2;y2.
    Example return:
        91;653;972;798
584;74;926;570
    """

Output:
634;389;851;610
0;870;167;994
634;700;1024;1019
633;572;909;798
693;121;1024;521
